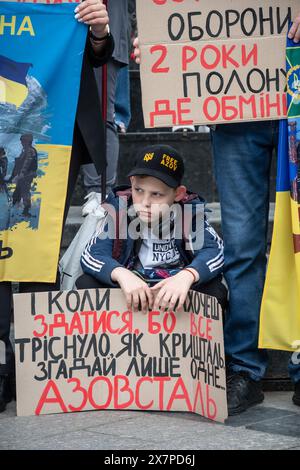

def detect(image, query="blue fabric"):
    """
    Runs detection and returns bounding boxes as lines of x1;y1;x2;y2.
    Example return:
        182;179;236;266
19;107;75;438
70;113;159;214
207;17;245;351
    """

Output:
288;360;300;384
276;119;291;192
0;55;31;85
0;2;87;145
114;65;131;130
212;120;279;381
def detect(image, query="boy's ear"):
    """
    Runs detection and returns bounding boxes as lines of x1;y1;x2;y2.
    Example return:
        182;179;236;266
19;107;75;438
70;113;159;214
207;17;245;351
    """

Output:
174;185;187;202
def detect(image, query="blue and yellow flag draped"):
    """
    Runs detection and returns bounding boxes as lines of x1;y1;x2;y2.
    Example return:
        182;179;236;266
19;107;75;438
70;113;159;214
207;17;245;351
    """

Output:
259;38;300;352
0;1;86;282
0;55;31;107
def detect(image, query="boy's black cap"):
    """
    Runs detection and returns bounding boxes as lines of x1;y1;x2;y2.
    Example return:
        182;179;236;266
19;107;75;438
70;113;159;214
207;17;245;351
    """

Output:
127;145;184;188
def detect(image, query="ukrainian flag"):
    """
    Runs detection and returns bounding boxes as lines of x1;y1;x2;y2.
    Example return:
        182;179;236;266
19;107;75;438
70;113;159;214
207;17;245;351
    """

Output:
259;38;300;352
0;55;31;108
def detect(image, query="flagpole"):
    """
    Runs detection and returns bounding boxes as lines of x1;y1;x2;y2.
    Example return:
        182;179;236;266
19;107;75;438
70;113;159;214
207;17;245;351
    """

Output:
101;0;108;204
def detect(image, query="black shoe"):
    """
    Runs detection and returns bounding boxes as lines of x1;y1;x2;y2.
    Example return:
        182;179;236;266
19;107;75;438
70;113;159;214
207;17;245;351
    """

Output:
292;382;300;406
0;375;13;413
227;371;264;416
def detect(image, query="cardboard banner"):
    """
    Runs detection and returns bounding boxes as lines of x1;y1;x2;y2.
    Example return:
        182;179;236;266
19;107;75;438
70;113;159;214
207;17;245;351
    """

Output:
136;0;300;128
0;0;86;282
259;38;300;352
14;288;227;423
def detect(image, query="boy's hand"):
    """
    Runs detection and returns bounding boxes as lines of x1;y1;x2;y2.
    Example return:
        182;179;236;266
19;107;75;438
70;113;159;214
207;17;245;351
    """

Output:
133;37;141;64
150;269;198;312
288;12;300;42
75;0;109;38
111;267;153;314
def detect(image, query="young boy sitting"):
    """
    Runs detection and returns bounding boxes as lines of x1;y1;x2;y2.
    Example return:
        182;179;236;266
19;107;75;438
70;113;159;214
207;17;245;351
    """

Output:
77;144;227;313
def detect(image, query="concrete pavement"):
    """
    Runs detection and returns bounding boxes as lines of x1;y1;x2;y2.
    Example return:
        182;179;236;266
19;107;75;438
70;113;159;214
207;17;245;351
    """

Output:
1;391;300;450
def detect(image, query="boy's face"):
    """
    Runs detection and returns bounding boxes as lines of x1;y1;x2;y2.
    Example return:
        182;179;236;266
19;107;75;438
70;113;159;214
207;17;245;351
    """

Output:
130;175;186;224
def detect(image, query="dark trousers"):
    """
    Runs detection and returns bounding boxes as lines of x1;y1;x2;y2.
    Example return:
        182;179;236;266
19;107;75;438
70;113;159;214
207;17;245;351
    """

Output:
76;273;228;313
0;126;93;376
0;283;15;375
12;177;33;211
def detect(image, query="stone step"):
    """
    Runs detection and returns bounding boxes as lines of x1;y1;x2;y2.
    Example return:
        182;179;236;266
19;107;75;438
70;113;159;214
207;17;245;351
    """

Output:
70;131;277;206
62;203;275;250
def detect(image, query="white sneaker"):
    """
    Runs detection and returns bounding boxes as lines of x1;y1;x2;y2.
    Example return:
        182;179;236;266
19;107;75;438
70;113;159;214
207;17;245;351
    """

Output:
172;125;195;132
197;125;210;133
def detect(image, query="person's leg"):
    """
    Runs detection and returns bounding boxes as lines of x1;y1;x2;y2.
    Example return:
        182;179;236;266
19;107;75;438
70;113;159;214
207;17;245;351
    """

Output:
288;359;300;406
81;59;121;196
21;178;32;216
0;282;15;411
212;121;277;383
191;275;228;313
288;360;300;383
12;183;21;206
115;65;131;131
81;121;119;195
0;282;14;374
76;273;111;290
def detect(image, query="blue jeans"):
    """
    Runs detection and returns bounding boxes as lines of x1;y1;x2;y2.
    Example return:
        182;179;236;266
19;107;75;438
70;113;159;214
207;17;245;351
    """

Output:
212;120;300;383
212;121;276;381
115;65;131;130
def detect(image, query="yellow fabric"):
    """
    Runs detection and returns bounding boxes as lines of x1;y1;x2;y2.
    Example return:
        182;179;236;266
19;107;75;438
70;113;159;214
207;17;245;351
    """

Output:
259;192;300;351
0;75;28;107
0;144;71;282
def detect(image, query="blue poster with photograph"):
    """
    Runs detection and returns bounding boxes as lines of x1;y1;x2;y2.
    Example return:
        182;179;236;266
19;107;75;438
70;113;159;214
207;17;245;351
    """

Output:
0;1;87;281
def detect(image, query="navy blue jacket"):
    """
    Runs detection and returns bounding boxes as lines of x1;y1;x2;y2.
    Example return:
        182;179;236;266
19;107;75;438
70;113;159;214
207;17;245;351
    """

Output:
81;186;224;286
